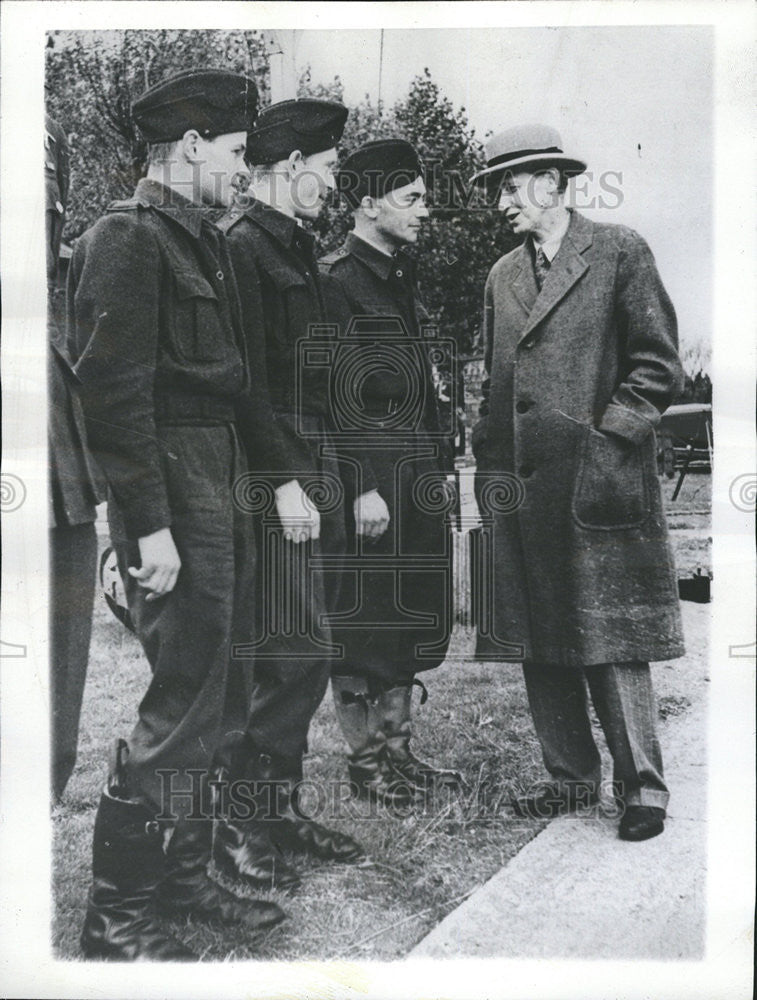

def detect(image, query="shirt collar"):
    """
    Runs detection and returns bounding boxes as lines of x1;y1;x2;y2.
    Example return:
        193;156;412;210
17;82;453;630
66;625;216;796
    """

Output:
345;232;413;282
531;209;572;262
134;178;206;238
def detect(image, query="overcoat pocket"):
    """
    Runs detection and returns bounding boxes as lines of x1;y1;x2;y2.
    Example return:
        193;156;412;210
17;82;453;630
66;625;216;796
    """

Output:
572;426;649;530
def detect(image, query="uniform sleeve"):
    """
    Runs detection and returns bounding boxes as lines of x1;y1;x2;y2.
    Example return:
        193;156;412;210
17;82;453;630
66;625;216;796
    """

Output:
598;231;685;445
226;226;293;476
318;264;378;497
471;272;494;461
67;213;171;539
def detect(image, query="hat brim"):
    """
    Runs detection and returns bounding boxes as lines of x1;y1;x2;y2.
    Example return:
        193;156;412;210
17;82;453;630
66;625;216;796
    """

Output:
470;153;587;188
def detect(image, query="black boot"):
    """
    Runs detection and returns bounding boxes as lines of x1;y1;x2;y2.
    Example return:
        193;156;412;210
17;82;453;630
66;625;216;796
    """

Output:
232;745;365;863
157;817;287;931
213;816;301;892
80;789;196;961
332;675;418;810
264;752;365;863
381;683;465;793
211;759;301;892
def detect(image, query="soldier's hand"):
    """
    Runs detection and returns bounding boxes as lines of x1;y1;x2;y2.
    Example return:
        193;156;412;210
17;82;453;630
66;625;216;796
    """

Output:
128;527;181;601
275;478;321;544
354;490;390;540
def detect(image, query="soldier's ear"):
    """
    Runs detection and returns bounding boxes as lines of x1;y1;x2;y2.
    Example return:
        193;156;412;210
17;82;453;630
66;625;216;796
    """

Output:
181;130;202;163
360;194;379;219
287;149;305;178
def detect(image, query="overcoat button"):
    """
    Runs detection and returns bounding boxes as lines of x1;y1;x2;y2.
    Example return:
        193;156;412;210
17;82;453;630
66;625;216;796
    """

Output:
395;269;403;277
516;400;530;414
519;466;534;479
216;270;224;280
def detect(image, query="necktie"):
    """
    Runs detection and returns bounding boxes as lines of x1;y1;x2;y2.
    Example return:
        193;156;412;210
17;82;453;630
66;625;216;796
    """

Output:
534;247;551;290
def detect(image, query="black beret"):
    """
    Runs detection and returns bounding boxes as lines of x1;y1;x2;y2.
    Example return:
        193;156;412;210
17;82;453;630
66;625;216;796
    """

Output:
246;99;348;164
337;139;424;209
132;69;258;143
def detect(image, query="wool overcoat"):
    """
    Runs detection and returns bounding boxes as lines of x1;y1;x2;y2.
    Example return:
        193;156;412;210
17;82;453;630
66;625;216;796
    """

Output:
472;209;685;667
320;234;454;681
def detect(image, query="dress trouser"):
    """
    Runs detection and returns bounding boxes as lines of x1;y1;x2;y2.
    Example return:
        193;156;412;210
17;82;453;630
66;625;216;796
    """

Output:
113;422;254;820
521;659;669;811
50;521;98;799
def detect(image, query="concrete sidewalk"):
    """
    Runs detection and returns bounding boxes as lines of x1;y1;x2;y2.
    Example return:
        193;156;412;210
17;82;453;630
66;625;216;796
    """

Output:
411;682;707;960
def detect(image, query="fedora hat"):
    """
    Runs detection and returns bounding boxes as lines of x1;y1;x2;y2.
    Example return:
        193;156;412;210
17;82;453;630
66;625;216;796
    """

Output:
470;124;586;187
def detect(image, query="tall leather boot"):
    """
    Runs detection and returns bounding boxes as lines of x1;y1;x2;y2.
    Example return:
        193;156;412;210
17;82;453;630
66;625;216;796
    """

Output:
157;816;286;931
217;743;363;875
381;682;464;792
80;788;196;961
212;763;302;893
260;748;365;862
331;675;417;809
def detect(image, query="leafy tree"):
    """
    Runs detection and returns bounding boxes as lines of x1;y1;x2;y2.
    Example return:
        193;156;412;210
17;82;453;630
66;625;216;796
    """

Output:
45;29;268;239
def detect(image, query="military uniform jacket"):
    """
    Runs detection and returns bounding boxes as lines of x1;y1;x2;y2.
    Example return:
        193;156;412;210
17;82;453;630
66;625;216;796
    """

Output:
67;178;248;540
219;198;333;478
473;209;685;666
45;114;69;292
46;114;101;528
320;232;453;493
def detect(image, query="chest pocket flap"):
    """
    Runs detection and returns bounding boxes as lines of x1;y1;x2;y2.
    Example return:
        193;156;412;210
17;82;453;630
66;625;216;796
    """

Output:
267;265;308;290
174;269;218;301
171;269;227;363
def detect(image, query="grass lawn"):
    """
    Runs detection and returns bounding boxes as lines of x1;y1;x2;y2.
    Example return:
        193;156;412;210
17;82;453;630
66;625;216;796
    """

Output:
52;470;710;961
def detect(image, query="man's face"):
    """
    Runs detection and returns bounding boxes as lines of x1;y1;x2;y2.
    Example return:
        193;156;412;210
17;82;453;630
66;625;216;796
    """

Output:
373;176;429;249
291;147;338;220
497;169;558;236
197;132;249;208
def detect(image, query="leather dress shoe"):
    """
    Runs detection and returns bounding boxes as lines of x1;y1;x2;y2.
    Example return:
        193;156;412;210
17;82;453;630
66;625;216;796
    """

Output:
512;782;599;819
618;805;665;841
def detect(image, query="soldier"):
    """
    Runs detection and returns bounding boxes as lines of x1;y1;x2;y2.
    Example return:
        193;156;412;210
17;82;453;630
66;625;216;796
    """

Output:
46;110;102;802
214;99;363;891
319;139;462;807
67;69;285;961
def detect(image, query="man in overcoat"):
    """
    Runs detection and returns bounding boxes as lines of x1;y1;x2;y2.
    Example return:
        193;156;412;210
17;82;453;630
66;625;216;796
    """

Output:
67;70;284;960
319;139;462;807
471;125;685;842
214;99;363;891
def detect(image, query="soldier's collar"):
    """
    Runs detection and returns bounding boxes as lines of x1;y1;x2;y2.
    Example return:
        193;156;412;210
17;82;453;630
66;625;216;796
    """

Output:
232;197;314;254
345;233;413;281
133;178;205;237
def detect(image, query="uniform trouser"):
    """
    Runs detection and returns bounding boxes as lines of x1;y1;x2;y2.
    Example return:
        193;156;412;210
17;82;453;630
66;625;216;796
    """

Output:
522;659;669;811
50;521;97;800
240;422;346;762
114;423;254;820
